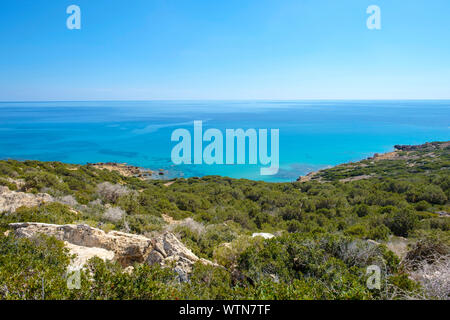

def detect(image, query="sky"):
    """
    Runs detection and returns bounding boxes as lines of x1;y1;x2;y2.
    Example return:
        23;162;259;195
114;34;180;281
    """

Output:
0;0;449;101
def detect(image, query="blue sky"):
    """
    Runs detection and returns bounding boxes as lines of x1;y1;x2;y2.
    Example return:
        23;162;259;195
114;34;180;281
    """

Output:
0;0;449;100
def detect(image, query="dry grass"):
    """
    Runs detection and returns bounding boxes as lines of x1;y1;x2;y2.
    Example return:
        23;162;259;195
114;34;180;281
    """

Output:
399;239;450;300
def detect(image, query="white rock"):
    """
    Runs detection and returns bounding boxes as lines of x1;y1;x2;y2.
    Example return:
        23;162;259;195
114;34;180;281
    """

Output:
0;186;53;213
252;232;275;239
9;222;152;266
146;232;216;280
65;241;115;270
9;222;216;281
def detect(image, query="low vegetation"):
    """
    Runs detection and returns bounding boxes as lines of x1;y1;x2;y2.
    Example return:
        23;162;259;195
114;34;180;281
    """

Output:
0;142;449;299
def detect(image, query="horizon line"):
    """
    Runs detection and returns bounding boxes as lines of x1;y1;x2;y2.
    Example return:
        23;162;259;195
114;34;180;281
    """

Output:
1;98;450;103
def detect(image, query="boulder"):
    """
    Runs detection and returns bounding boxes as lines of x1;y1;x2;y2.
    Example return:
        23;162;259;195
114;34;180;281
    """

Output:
65;242;115;270
146;232;216;280
252;232;275;239
0;186;53;213
8;222;215;280
9;222;152;266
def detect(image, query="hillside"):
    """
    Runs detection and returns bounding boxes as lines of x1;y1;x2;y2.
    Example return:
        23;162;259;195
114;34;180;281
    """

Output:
0;141;449;300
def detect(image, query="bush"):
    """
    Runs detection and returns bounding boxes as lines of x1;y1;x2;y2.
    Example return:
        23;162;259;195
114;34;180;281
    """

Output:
403;238;450;269
286;220;302;233
406;185;447;205
213;236;260;269
84;258;179;299
0;234;72;299
368;225;391;241
103;207;125;223
126;214;164;234
23;172;68;194
0;203;76;227
97;182;130;204
57;195;79;207
415;200;430;211
0;178;18;191
408;255;450;299
354;204;370;217
384;209;419;237
344;224;367;237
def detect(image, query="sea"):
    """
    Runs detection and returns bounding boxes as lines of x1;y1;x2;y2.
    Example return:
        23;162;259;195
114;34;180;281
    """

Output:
0;100;449;182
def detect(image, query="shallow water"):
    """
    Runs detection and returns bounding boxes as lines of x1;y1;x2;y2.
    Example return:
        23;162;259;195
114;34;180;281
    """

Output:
0;100;448;182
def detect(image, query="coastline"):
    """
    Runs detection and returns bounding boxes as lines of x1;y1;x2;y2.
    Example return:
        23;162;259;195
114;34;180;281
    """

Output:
86;162;170;180
297;141;450;183
1;100;449;184
1;141;448;184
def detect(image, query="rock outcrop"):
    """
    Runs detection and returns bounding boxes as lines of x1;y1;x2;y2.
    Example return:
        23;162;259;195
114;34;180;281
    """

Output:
0;186;53;213
65;242;115;270
394;141;450;152
87;162;160;180
10;222;154;266
8;222;214;280
87;162;144;177
146;232;214;281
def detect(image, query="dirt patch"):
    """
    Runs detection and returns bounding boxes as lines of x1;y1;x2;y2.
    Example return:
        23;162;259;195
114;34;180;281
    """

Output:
386;236;411;260
339;175;374;183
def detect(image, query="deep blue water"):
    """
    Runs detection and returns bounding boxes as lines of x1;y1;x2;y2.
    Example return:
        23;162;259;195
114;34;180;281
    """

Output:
0;100;449;182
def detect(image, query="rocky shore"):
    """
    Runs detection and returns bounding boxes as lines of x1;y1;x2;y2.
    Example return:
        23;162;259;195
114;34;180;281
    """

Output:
87;162;169;180
394;141;450;152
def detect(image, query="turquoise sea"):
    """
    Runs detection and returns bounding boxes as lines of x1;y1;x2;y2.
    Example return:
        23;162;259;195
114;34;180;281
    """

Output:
0;100;449;182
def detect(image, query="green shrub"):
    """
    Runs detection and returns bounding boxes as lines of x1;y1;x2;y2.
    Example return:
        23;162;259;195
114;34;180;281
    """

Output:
0;234;72;299
0;203;76;227
23;171;68;194
0;178;18;191
384;209;419;237
354;204;370;217
368;225;391;241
